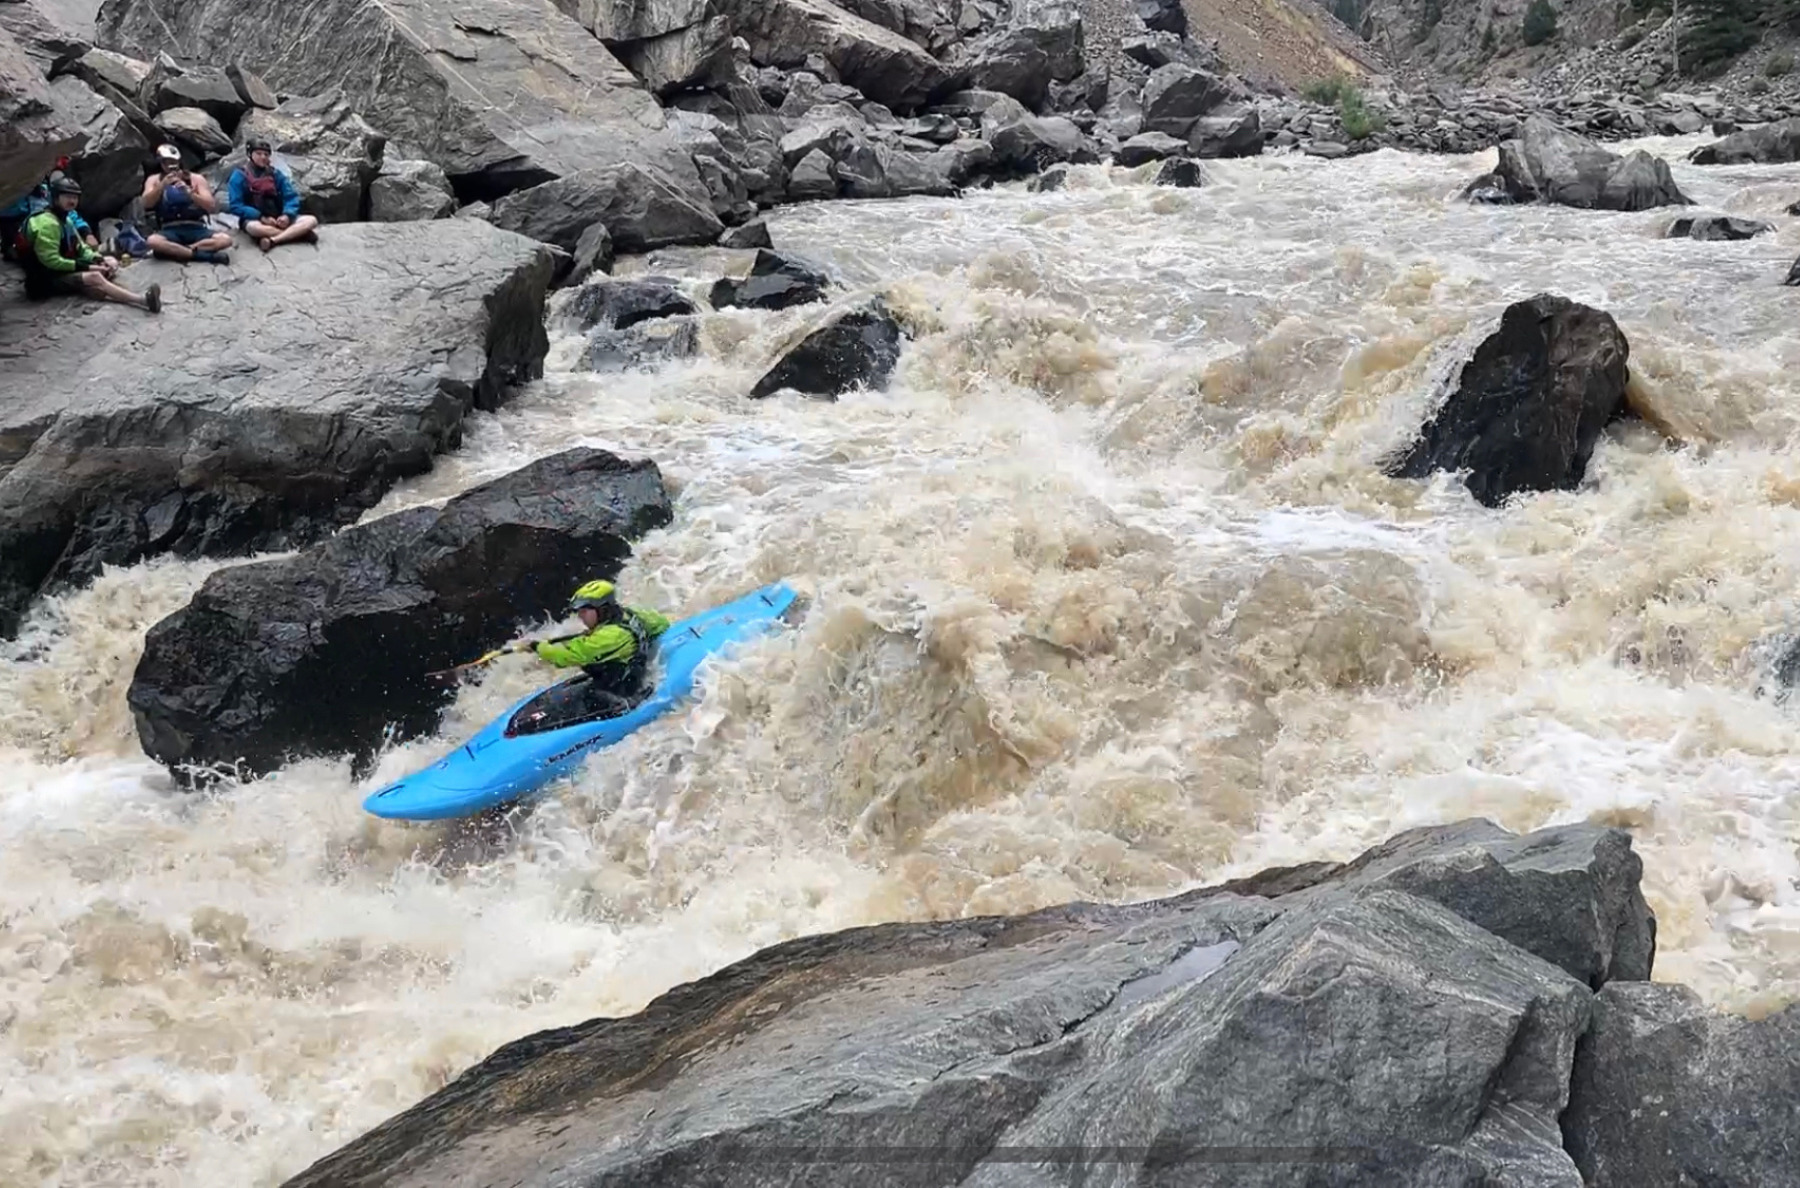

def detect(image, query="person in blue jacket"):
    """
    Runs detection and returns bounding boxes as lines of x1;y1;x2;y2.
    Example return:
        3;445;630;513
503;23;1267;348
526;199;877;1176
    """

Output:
227;137;320;252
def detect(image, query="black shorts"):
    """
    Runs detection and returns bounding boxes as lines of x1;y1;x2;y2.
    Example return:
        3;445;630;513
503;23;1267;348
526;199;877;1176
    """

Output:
24;270;88;300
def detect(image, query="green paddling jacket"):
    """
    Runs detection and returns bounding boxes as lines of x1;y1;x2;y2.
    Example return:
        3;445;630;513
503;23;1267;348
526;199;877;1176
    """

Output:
535;607;671;672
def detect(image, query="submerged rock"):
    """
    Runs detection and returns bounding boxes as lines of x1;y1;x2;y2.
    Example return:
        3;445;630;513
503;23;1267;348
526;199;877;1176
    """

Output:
750;298;903;399
281;819;1652;1188
710;249;831;311
1688;116;1800;165
1789;255;1800;287
565;277;697;332
1387;294;1631;508
1151;156;1205;187
1665;214;1772;241
0;221;554;638
1465;116;1690;212
128;449;673;779
1563;982;1800;1186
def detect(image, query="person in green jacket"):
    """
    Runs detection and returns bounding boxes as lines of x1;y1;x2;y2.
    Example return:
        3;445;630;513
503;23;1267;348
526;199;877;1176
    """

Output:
19;177;161;313
510;580;671;696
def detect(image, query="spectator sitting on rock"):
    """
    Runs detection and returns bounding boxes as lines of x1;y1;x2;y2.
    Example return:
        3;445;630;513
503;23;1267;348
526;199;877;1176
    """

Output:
227;137;319;252
143;144;232;265
19;177;161;314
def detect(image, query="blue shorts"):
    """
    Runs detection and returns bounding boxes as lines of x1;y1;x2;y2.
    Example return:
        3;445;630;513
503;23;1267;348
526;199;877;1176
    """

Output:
156;222;214;246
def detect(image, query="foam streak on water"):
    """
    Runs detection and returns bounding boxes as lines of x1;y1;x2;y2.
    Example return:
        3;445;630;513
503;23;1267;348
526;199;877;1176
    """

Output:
4;140;1800;1185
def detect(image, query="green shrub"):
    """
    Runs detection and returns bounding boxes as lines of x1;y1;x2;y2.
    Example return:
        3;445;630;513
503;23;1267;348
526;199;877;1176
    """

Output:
1338;90;1388;140
1765;53;1795;77
1522;0;1558;45
1302;75;1357;105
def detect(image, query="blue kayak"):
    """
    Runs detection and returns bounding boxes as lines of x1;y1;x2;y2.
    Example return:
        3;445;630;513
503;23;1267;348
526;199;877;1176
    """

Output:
363;582;799;821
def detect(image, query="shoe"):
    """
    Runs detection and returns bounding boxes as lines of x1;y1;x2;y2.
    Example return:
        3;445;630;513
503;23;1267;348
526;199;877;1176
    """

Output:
144;283;162;314
194;249;230;265
258;237;273;253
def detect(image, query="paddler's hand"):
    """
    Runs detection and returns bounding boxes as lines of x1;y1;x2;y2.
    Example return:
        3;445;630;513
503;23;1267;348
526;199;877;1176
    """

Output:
503;639;537;655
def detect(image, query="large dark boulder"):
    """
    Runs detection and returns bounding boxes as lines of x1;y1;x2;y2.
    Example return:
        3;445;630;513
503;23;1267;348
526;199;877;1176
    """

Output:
225;92;385;222
486;163;722;253
1387;294;1631;508
138;53;245;126
1115;129;1184;165
281;819;1652;1188
1665;213;1773;241
750;297;903;399
1188;107;1262;158
1152;156;1205;187
1689;116;1800;165
565;277;697;331
985;113;1097;174
1135;0;1186;34
0;221;554;639
716;0;953;112
952;0;1084;110
0;0;89;73
48;73;149;219
1465;116;1690;212
99;0;705;204
2;19;86;208
832;137;958;198
128;448;673;778
369;157;456;222
710;248;831;310
1140;63;1233;139
1563;982;1800;1186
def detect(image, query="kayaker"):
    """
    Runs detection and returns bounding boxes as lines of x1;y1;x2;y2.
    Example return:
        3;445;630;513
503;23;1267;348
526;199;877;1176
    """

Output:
511;580;671;698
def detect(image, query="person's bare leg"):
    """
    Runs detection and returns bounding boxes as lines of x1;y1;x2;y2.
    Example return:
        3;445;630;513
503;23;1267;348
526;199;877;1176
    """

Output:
195;231;233;255
147;233;193;261
79;271;154;310
270;214;320;246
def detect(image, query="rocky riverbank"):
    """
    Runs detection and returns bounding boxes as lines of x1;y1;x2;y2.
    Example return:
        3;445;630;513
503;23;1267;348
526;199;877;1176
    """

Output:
277;819;1798;1188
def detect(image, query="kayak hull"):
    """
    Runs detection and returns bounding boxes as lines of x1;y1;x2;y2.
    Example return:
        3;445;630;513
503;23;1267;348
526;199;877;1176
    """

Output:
362;582;797;821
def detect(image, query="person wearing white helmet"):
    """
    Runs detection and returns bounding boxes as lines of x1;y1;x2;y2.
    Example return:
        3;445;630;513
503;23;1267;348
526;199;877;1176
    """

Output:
142;144;233;265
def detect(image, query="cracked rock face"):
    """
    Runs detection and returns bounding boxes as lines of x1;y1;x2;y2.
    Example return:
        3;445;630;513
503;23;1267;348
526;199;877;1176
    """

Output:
281;820;1654;1188
0;221;554;638
98;0;699;199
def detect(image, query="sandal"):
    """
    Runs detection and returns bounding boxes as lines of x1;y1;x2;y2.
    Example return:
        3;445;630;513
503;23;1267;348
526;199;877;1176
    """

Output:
144;283;162;314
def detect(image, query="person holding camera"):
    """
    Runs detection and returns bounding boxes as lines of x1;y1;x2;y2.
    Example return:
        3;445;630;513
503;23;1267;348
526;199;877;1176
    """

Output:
142;144;233;265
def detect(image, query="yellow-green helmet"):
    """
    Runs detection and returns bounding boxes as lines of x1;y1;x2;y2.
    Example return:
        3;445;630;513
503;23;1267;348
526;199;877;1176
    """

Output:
568;579;617;612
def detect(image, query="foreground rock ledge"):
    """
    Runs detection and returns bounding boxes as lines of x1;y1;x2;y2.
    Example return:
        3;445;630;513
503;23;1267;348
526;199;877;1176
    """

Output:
0;220;554;638
128;448;673;779
283;820;1682;1188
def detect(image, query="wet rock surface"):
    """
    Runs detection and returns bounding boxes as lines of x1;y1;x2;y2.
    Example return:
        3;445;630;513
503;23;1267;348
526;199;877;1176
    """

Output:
128;449;673;779
1387;294;1632;508
0;221;554;638
281;819;1677;1188
750;297;903;399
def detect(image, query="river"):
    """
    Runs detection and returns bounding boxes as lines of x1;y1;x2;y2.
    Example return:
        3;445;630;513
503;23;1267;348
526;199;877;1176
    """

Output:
3;138;1798;1186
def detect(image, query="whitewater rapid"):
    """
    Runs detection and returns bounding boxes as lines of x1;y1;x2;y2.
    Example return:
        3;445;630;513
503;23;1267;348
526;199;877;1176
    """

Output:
4;137;1800;1186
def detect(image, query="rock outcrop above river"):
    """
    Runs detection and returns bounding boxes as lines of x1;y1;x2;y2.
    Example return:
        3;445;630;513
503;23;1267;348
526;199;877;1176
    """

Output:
279;819;1685;1188
1563;982;1800;1186
97;0;700;199
128;448;672;779
0;13;82;208
0;221;553;639
1388;294;1631;508
1689;116;1800;166
1462;116;1689;212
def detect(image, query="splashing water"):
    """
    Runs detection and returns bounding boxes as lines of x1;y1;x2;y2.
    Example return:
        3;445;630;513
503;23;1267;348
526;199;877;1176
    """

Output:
5;140;1800;1185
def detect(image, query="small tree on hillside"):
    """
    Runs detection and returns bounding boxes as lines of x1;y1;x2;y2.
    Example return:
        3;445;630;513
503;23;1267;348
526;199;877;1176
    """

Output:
1523;0;1559;44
